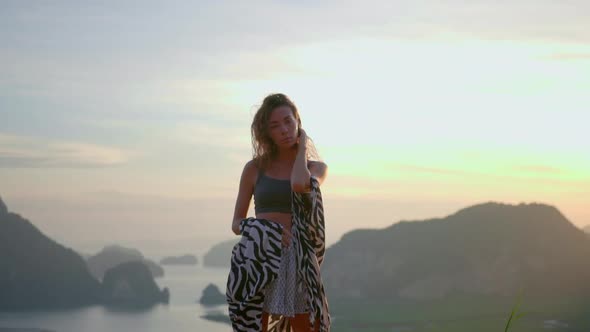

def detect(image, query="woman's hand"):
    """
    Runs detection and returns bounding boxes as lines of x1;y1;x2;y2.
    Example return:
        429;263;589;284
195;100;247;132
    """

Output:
231;219;241;235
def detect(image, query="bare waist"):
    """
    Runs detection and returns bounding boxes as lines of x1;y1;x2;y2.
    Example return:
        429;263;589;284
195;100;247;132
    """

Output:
256;212;292;230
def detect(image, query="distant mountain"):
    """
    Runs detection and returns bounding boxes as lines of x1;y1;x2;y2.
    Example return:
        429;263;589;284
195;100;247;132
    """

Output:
0;196;170;310
0;196;102;310
160;254;198;265
86;245;164;281
0;197;7;215
202;238;239;268
583;224;590;234
322;202;590;301
101;261;169;306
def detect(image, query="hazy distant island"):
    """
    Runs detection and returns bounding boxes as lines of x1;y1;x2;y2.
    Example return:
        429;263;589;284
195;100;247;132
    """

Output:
202;238;239;268
86;245;165;281
321;201;590;301
0;196;168;311
102;261;169;306
198;283;225;306
160;254;198;265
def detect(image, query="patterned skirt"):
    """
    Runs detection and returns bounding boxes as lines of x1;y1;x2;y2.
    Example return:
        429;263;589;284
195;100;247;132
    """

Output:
262;242;309;317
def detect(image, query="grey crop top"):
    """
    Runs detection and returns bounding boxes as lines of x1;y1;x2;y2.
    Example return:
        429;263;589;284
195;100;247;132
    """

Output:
253;167;292;214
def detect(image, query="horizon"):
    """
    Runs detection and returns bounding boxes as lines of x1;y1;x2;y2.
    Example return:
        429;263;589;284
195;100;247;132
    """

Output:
1;1;589;258
1;194;586;259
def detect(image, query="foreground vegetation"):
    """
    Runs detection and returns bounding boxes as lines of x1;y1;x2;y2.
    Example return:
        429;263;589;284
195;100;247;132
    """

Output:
203;291;590;331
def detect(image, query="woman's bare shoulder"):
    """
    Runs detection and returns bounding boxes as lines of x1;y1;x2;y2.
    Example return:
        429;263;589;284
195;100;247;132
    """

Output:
244;159;260;182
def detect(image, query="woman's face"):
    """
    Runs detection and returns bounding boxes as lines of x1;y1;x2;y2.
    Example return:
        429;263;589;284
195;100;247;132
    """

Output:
267;105;298;149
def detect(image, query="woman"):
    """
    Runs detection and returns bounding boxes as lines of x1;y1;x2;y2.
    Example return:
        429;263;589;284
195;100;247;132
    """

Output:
231;93;328;331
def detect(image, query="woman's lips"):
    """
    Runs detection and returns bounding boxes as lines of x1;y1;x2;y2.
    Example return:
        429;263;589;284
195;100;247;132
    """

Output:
281;137;292;143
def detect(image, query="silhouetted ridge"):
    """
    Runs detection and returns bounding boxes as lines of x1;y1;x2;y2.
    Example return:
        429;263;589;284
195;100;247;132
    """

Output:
0;197;168;310
0;197;102;310
0;196;7;215
322;201;590;301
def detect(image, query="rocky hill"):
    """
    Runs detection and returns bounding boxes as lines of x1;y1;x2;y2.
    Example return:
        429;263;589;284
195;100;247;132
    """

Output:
322;202;590;301
0;196;102;310
86;245;164;281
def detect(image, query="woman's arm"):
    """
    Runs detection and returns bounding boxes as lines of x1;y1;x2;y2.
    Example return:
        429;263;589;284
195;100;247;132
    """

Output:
291;129;312;193
231;160;256;235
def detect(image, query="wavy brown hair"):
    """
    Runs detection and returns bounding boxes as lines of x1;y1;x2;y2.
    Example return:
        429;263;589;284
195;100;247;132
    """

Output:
251;93;322;171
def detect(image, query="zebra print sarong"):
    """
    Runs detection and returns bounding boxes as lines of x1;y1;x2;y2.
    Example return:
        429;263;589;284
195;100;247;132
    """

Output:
226;176;331;332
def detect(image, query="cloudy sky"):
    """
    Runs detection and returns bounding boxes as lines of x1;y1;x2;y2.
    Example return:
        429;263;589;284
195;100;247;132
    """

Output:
1;1;589;257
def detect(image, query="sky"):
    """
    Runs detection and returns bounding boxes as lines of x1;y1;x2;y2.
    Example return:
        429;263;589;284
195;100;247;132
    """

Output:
1;1;589;258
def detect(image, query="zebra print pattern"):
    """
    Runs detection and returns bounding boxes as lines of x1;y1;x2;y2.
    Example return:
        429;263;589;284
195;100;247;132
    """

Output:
226;176;331;332
226;217;284;331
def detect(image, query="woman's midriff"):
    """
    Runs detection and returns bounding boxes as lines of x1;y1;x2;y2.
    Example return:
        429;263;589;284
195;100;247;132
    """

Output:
256;212;292;232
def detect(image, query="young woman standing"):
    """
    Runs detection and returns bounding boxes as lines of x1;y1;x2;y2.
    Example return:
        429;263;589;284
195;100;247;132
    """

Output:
231;93;328;331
